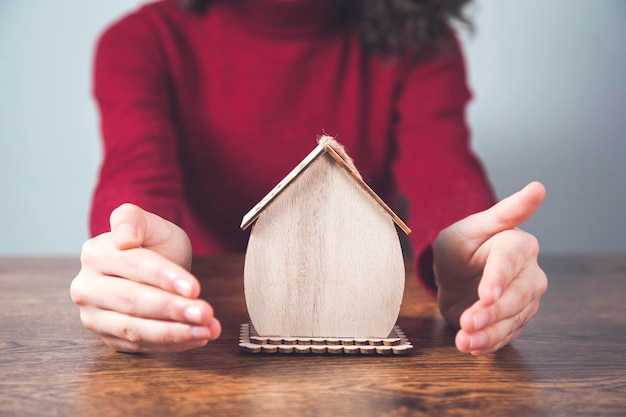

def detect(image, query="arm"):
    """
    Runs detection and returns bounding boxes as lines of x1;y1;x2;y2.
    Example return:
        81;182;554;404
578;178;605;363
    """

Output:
393;34;496;293
72;11;221;353
394;35;547;354
90;11;183;236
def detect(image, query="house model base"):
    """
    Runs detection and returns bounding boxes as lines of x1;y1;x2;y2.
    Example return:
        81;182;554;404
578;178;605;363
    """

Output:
239;322;413;355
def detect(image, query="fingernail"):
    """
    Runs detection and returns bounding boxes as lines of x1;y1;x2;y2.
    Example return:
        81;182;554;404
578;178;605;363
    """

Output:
174;279;193;297
208;318;222;340
184;305;202;323
470;332;487;350
190;326;211;339
473;310;489;330
115;223;137;242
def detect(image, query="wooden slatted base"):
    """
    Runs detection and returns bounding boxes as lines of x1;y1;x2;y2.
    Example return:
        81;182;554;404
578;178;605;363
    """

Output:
239;322;413;355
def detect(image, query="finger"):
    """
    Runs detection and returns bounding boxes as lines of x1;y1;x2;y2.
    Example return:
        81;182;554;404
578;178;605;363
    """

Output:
460;259;546;332
109;203;191;268
109;203;147;250
74;274;215;325
455;181;546;243
80;236;200;298
103;317;222;353
475;229;541;305
456;299;539;355
467;328;524;357
80;307;220;350
102;336;210;354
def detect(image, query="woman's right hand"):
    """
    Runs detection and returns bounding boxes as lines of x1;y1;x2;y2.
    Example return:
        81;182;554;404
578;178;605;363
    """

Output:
70;203;221;353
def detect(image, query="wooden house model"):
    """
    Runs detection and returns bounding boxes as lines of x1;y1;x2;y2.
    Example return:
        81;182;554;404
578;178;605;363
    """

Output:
240;136;411;347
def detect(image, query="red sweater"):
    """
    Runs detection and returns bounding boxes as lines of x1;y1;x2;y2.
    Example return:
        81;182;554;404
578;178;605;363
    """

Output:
91;0;495;291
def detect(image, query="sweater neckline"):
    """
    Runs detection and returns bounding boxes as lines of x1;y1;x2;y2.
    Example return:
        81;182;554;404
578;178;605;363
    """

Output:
220;0;342;37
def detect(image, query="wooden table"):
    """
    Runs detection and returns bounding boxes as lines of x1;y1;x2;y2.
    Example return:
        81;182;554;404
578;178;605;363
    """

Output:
1;255;625;417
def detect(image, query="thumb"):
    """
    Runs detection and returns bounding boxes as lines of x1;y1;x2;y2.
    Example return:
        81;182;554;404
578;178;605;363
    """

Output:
109;203;147;250
459;181;546;242
109;203;192;268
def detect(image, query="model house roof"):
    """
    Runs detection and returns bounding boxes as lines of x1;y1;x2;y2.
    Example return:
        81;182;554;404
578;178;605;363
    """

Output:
240;136;411;234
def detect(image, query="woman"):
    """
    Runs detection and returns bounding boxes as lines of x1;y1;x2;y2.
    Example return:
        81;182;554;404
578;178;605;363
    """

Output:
71;0;547;355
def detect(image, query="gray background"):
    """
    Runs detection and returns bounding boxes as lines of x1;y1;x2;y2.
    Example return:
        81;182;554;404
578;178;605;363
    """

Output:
1;0;625;255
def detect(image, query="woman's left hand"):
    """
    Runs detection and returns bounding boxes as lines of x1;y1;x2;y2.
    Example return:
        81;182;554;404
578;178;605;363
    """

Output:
434;181;548;355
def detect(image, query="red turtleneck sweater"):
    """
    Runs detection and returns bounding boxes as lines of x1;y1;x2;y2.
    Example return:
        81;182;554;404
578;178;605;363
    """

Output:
91;0;495;292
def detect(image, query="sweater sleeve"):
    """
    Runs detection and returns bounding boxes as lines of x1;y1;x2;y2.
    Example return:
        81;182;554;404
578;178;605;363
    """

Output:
90;10;184;237
393;35;496;296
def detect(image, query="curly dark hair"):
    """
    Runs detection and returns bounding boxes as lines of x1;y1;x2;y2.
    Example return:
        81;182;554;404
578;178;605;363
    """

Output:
179;0;472;55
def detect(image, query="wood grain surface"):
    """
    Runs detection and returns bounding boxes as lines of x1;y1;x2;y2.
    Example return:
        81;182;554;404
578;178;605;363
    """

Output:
1;254;626;417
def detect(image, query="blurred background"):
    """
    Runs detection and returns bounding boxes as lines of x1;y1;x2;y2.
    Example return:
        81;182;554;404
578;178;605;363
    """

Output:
1;0;625;255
